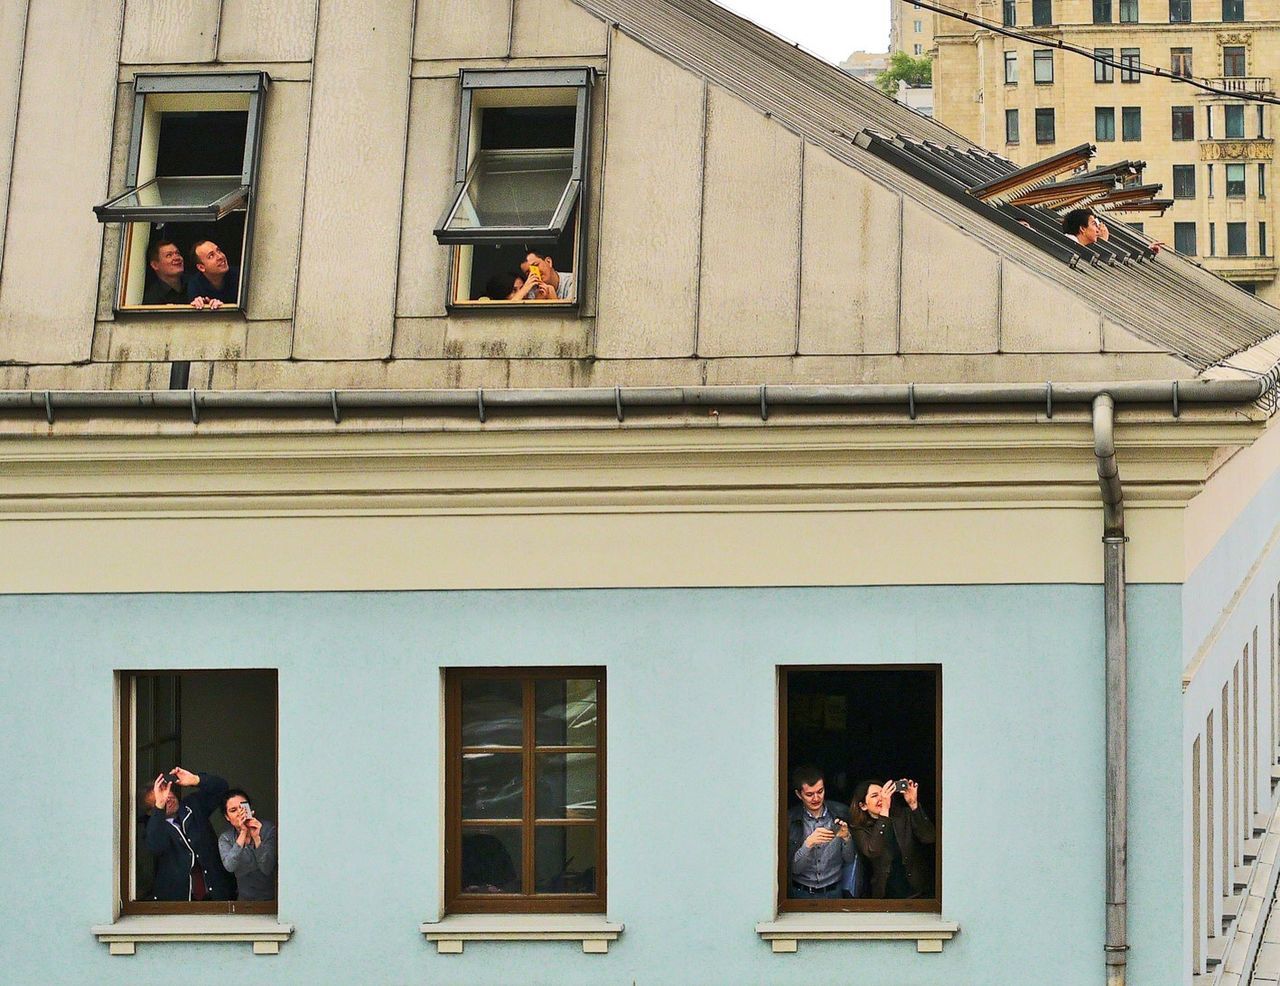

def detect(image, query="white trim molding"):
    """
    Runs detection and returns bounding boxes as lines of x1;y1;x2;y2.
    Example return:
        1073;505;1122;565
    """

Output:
755;912;959;953
90;915;294;955
420;913;623;954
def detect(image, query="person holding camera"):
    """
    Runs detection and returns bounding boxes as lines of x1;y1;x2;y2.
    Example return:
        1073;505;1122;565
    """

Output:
139;767;235;901
218;789;277;901
849;778;936;899
787;765;856;898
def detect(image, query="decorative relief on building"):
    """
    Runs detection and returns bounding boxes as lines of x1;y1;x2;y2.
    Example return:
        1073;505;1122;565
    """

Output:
1217;33;1253;52
1201;140;1274;161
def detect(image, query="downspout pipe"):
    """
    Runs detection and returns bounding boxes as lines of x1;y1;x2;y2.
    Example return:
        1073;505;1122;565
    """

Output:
1093;393;1129;986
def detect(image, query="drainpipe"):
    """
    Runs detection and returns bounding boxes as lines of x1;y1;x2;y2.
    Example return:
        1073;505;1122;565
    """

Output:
1093;393;1128;986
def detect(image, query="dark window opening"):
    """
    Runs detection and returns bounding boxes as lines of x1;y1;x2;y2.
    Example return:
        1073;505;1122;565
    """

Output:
1003;0;1017;25
1035;108;1056;143
122;670;278;915
1033;0;1053;25
1172;105;1195;140
1096;107;1116;142
1095;0;1113;22
1169;0;1190;22
1122;106;1142;140
1120;0;1139;21
779;667;940;912
1173;164;1196;199
1227;221;1247;256
1171;47;1193;77
1223;0;1244;22
1226;104;1245;138
1006;109;1021;143
1223;46;1246;78
1174;221;1198;255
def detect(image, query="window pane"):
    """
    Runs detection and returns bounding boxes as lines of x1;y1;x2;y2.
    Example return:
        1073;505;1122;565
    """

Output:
1173;165;1196;199
1006;109;1020;143
534;825;597;894
462;752;523;819
1003;0;1016;25
1169;0;1189;21
461;679;523;746
1224;46;1246;77
446;149;574;231
1005;51;1018;84
536;752;598;819
1172;106;1194;140
1120;0;1138;20
102;176;246;212
460;827;521;893
1223;0;1244;21
1033;0;1052;25
1228;222;1247;256
1094;0;1112;21
1174;222;1197;254
1227;163;1246;198
1225;105;1245;138
1121;48;1140;82
1036;108;1056;143
1171;48;1192;77
1095;48;1114;83
1096;108;1116;142
1122;106;1142;140
1034;50;1053;83
535;678;598;747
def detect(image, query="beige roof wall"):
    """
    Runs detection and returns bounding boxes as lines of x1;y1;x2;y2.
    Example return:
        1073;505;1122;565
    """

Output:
0;0;1272;392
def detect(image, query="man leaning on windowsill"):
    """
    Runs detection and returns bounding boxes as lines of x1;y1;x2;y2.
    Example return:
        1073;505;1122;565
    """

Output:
786;765;855;899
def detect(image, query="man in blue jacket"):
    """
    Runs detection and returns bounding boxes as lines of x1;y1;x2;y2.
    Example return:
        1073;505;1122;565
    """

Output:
140;767;235;901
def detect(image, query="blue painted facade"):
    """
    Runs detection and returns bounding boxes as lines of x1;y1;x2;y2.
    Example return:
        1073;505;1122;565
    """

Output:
0;584;1182;984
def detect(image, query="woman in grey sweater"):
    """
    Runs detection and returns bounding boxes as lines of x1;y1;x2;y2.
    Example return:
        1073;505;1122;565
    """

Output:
218;789;277;901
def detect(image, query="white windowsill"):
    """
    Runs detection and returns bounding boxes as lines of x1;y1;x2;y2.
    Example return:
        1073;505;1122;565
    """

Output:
90;915;294;955
420;913;624;954
755;912;959;953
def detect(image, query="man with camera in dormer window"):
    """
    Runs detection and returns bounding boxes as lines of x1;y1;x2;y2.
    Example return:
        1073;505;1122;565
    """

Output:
520;252;575;301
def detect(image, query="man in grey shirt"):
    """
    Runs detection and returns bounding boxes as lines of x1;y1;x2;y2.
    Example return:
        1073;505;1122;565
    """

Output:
520;252;576;301
786;765;855;898
218;788;277;901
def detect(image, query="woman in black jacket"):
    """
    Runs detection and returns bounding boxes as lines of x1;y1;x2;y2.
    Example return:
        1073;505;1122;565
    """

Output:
848;778;936;899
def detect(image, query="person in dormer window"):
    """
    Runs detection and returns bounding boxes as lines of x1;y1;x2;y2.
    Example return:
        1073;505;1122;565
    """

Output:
142;239;192;306
521;252;575;301
1063;208;1110;248
186;239;239;308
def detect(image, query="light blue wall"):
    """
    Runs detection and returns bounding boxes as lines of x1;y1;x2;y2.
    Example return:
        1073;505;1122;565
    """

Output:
0;585;1181;985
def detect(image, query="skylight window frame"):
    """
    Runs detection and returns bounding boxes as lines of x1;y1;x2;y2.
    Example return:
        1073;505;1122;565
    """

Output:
433;68;594;248
93;71;269;314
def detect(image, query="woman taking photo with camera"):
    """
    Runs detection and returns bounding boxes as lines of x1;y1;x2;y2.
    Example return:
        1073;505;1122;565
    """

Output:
849;778;936;899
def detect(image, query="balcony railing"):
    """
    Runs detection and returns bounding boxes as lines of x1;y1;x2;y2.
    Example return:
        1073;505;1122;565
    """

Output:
1203;77;1274;95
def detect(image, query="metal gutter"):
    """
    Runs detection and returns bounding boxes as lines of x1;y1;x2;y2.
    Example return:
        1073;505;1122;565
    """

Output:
1094;393;1129;986
0;378;1270;425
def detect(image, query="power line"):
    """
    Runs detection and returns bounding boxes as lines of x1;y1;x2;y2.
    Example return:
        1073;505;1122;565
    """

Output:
910;0;1280;106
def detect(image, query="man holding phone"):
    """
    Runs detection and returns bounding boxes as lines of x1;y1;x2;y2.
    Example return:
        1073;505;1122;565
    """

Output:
787;765;855;898
218;789;277;901
139;767;234;901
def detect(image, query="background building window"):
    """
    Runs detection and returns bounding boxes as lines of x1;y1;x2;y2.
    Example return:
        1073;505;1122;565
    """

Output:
120;670;278;915
1172;106;1195;140
1208;163;1215;196
1033;0;1052;25
1094;0;1113;22
1260;163;1267;198
1120;0;1139;21
435;68;593;306
1262;222;1268;255
1095;48;1115;83
1035;108;1056;143
1169;0;1190;21
1005;50;1019;84
92;72;267;312
1034;50;1054;83
1173;164;1197;199
1225;104;1245;138
1223;0;1244;22
1227;221;1247;256
1006;108;1021;143
1003;0;1017;26
1096;107;1117;141
1174;222;1198;254
1258;106;1265;138
1223;46;1246;78
1210;222;1217;255
1120;48;1141;82
1122;106;1142;140
445;668;605;913
1171;47;1193;77
779;666;940;912
1227;162;1246;198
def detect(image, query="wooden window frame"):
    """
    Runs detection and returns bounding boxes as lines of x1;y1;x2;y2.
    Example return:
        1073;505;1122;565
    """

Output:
444;667;606;915
777;664;943;915
118;669;278;917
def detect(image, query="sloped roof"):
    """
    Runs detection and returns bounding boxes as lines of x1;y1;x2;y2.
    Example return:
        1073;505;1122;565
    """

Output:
572;0;1280;376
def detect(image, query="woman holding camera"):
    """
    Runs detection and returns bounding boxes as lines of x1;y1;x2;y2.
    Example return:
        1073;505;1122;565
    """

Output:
849;778;936;899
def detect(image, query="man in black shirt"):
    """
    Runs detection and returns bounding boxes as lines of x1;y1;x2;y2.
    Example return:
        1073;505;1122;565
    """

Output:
142;238;191;305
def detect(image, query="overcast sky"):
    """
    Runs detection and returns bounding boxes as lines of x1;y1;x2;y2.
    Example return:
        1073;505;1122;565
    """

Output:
713;1;891;63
